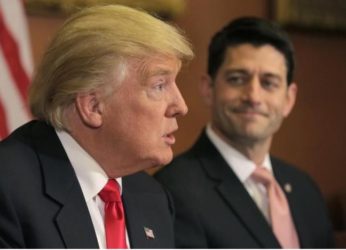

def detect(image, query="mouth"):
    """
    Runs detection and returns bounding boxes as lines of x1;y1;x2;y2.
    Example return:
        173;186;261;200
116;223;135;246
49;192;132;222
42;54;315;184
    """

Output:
163;128;178;145
163;133;176;145
238;110;261;116
232;107;267;117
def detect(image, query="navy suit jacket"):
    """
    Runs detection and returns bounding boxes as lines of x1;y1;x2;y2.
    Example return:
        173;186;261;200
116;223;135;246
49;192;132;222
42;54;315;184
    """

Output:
0;121;174;248
155;131;335;248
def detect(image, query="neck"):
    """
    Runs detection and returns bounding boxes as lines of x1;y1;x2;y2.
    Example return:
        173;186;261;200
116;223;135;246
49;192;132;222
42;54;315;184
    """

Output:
211;126;272;166
230;140;270;166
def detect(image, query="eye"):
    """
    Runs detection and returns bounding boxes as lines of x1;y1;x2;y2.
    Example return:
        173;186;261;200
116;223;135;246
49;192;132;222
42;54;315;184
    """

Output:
146;77;168;101
152;77;167;92
261;78;280;91
226;73;247;86
153;83;165;91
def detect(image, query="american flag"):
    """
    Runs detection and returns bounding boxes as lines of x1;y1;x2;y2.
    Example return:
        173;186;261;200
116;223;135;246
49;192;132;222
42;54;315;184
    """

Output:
144;226;155;240
0;0;32;140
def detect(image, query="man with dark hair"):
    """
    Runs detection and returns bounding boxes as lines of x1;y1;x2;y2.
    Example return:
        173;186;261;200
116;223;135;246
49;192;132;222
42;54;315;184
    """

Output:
155;17;334;248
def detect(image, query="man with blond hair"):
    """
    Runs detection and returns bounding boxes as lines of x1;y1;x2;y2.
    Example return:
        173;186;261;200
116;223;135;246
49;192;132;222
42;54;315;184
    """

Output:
0;5;193;248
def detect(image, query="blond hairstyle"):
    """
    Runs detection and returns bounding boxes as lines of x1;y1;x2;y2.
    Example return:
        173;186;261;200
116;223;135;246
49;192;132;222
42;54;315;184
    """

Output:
29;5;193;130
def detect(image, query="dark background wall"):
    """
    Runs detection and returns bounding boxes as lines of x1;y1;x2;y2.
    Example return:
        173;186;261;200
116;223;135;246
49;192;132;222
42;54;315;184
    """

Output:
27;0;346;244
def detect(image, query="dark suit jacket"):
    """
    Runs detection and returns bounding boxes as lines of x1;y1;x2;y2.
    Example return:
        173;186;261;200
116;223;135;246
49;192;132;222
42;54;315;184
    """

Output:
155;131;335;248
0;121;174;248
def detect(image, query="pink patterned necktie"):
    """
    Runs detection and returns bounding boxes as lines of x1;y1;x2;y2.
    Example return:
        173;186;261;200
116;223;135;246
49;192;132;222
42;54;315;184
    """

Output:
99;179;128;249
252;167;300;249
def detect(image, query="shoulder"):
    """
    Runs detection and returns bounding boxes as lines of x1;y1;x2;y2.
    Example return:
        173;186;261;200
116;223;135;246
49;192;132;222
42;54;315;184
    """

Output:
0;121;58;222
124;171;169;194
156;130;213;179
123;171;175;224
0;121;43;174
272;157;316;182
0;121;61;189
271;156;324;198
155;148;202;185
0;120;53;154
0;120;55;161
154;149;217;208
0;121;36;152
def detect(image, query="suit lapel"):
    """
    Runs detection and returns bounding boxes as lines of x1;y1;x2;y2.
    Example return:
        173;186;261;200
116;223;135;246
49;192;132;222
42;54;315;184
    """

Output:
194;132;281;248
32;122;99;248
122;172;173;248
123;191;152;248
217;178;281;248
273;160;310;248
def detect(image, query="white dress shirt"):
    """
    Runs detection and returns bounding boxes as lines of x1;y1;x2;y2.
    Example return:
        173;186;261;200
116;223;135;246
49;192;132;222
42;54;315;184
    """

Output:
56;130;130;248
206;124;272;222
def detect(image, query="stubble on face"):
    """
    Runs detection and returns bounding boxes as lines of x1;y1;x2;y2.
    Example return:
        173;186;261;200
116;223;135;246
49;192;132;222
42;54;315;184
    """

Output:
210;44;292;149
214;101;284;147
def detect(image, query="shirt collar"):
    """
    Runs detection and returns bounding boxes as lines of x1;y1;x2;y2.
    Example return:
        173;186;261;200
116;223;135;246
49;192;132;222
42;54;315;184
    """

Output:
206;124;272;182
56;130;123;202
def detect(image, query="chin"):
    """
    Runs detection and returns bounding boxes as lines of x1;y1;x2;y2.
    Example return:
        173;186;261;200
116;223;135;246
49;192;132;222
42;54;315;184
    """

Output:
152;151;173;167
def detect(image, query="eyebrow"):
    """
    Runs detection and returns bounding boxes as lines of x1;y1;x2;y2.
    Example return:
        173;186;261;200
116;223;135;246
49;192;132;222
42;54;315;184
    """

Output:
223;68;250;76
224;68;283;81
262;72;283;81
148;68;173;77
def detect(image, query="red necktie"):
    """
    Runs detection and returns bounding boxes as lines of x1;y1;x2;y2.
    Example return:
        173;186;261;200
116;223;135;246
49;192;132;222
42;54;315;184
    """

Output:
252;167;300;249
99;179;128;249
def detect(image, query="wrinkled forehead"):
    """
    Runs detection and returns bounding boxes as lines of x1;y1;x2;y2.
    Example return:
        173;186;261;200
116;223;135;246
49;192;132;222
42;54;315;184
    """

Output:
223;44;287;70
128;54;182;78
225;43;285;60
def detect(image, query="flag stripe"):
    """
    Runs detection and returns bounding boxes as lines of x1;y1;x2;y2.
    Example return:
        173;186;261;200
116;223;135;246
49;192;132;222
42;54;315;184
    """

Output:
0;0;32;139
0;0;33;78
0;9;30;102
0;48;30;138
0;99;8;138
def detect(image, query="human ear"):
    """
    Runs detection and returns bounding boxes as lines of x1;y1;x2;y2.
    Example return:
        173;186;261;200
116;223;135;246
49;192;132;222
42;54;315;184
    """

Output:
199;74;214;107
75;91;104;128
283;83;298;117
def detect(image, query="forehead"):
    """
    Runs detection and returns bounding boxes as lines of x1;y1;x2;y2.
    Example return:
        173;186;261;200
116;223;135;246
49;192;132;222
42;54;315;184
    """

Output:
222;44;287;73
131;54;182;77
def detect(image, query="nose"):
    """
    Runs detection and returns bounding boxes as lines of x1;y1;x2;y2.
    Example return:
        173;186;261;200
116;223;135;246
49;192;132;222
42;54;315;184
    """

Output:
242;76;262;105
166;84;188;117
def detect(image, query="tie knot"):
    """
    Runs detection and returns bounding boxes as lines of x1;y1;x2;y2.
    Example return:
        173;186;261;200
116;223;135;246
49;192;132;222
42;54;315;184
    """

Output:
99;179;121;202
252;166;275;187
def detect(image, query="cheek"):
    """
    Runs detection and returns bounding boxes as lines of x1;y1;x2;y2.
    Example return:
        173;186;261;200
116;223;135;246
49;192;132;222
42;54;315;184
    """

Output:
129;107;166;137
267;102;288;122
216;87;240;103
214;93;238;113
107;93;168;139
268;91;293;114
